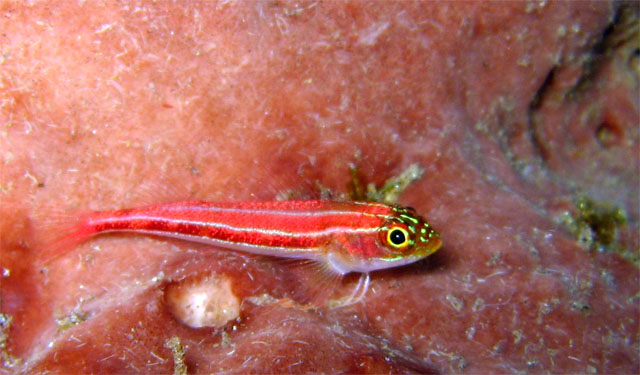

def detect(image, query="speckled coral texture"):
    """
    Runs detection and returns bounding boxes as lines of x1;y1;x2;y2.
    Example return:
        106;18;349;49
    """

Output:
1;1;638;374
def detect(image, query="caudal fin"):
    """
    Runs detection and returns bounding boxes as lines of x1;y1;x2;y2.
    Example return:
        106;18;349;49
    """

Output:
36;208;96;264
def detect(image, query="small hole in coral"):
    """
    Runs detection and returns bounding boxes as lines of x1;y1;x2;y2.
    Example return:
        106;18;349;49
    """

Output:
595;121;622;148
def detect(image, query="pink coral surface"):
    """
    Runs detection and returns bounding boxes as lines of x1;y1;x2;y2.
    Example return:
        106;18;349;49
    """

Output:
0;1;638;374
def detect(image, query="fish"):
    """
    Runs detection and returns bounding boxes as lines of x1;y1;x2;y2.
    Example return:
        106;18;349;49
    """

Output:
44;200;442;306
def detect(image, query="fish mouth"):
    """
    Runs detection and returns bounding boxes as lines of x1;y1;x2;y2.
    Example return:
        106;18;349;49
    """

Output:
356;242;443;273
421;237;442;256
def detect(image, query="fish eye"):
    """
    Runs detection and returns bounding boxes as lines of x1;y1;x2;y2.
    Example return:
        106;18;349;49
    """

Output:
387;227;410;250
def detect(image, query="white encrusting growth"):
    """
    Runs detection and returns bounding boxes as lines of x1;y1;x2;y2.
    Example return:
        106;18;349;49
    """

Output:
164;274;240;329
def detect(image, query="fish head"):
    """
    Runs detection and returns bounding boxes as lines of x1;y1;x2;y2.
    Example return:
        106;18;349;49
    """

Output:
327;205;442;274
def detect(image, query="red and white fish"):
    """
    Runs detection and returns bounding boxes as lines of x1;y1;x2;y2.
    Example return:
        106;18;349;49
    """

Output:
44;200;442;306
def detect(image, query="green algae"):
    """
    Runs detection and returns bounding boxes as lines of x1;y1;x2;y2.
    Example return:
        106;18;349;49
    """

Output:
0;313;20;370
165;336;187;375
55;310;89;332
561;196;636;266
348;163;424;204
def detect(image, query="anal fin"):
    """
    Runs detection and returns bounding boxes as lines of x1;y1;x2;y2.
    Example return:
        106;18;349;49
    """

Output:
267;257;372;310
274;258;343;309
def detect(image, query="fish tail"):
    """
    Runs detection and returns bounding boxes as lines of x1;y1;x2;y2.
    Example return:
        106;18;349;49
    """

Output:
37;208;96;264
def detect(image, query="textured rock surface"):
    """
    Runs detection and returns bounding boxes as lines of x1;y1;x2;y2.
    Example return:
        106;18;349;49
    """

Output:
1;1;638;374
